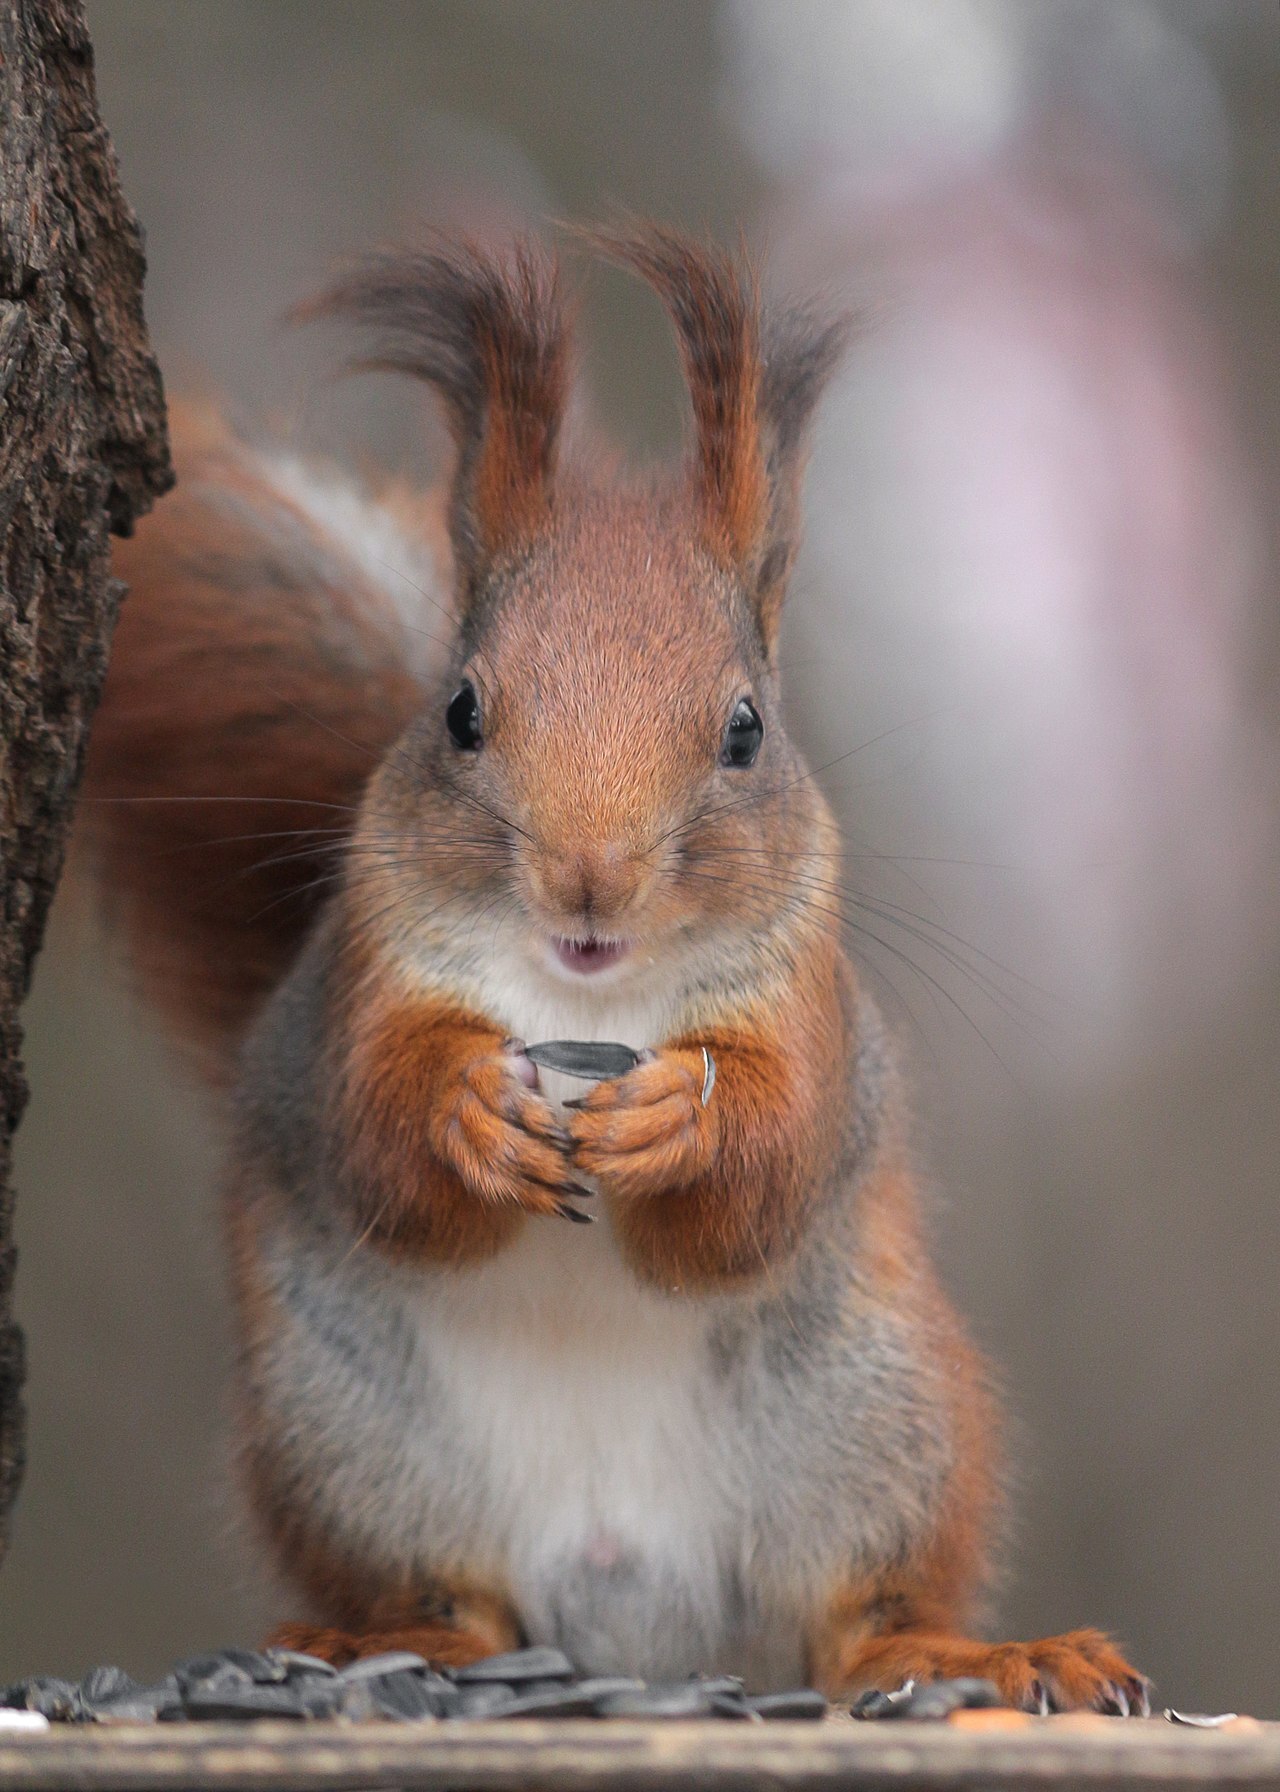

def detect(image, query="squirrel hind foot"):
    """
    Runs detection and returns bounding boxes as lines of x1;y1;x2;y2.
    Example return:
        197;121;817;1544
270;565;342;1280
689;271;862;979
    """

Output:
822;1626;1151;1717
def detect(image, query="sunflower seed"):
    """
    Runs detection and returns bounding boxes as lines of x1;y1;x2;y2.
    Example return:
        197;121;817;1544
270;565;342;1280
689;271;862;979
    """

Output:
852;1686;910;1719
368;1669;446;1721
745;1689;829;1720
453;1646;575;1684
2;1677;78;1720
91;1684;184;1724
77;1666;140;1708
338;1651;430;1681
594;1683;717;1719
689;1676;746;1700
525;1041;642;1081
889;1681;968;1720
174;1650;264;1693
576;1677;647;1705
264;1648;339;1679
179;1683;314;1721
492;1684;603;1717
947;1678;1005;1709
452;1682;520;1717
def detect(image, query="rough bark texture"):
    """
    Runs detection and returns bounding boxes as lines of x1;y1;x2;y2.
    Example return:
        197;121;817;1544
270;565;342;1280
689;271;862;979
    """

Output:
0;0;172;1566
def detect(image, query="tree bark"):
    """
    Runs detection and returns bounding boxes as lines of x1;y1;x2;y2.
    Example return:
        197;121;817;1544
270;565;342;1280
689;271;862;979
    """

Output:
0;0;171;1567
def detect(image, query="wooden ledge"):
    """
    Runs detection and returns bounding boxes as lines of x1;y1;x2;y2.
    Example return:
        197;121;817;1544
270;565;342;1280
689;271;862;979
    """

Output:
2;1718;1280;1792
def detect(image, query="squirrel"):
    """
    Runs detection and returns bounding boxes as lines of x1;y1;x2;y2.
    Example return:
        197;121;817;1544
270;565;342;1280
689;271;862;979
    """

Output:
82;224;1148;1711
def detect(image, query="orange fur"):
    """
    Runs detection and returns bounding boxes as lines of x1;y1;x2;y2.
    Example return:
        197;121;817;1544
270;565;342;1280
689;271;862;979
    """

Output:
83;400;429;1076
472;314;565;555
306;239;568;586
588;225;769;571
85;229;1144;1704
268;1608;517;1671
587;224;848;649
806;1330;1149;1713
812;1616;1148;1715
572;934;849;1289
327;974;581;1263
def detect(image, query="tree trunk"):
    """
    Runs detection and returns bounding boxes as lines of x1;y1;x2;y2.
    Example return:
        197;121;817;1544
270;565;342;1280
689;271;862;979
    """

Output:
0;0;171;1567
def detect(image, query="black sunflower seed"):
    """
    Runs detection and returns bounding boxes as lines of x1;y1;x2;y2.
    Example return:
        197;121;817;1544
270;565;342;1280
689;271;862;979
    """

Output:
338;1651;430;1681
77;1667;140;1709
451;1682;520;1717
851;1687;903;1719
177;1683;312;1721
594;1683;717;1719
889;1681;967;1720
264;1648;340;1680
575;1677;647;1706
91;1683;183;1724
4;1677;78;1720
174;1650;268;1694
329;1680;375;1722
452;1646;575;1684
491;1685;603;1718
524;1041;642;1081
946;1677;1004;1709
362;1669;444;1721
745;1689;829;1720
708;1694;756;1719
689;1676;746;1700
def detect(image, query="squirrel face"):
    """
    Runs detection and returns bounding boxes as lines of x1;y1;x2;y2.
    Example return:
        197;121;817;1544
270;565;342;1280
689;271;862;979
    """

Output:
376;486;822;981
323;227;848;983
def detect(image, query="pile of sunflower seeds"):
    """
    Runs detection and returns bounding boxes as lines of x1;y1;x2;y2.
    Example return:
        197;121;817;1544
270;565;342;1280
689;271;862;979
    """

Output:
0;1646;1014;1726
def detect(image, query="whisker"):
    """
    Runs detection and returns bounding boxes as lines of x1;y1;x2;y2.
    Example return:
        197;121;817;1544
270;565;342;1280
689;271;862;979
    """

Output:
659;707;954;847
81;794;362;812
683;850;1056;1013
374;556;503;712
675;862;1044;1073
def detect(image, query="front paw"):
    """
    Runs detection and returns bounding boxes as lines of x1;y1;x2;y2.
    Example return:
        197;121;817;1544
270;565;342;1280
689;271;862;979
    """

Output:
431;1042;590;1220
566;1047;718;1199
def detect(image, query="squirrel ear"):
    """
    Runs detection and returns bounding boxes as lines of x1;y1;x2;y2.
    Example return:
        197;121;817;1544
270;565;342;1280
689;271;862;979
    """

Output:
304;237;570;605
586;223;849;652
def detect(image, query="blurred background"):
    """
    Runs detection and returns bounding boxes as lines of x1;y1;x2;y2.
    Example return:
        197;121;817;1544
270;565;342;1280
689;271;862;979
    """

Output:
3;0;1278;1712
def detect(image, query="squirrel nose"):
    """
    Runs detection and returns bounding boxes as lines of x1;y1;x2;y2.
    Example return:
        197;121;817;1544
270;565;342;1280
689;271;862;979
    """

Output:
537;841;638;925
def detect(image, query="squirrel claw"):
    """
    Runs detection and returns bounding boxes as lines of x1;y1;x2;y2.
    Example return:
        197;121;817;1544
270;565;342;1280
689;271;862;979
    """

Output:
555;1200;594;1224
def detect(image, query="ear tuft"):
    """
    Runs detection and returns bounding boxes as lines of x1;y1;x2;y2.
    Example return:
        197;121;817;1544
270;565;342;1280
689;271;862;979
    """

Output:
584;222;767;569
585;221;850;649
755;298;852;624
302;237;570;599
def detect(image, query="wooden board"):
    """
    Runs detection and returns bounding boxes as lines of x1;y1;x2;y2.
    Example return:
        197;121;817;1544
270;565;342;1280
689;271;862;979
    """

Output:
2;1718;1280;1792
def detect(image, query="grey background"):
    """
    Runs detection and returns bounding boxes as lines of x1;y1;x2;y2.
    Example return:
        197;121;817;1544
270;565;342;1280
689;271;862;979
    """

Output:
3;1;1278;1713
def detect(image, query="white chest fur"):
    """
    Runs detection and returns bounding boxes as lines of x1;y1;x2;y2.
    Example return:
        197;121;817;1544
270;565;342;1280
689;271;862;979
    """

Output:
403;1218;745;1676
353;945;804;1684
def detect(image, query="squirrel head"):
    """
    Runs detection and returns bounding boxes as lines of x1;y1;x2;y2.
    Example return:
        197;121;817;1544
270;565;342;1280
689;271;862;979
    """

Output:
316;225;848;982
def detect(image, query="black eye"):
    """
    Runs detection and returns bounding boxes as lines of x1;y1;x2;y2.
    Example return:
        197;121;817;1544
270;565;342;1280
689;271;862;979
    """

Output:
721;697;763;768
446;680;482;750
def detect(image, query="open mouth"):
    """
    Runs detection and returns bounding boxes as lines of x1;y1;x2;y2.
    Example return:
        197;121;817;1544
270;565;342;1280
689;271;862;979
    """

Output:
552;935;630;976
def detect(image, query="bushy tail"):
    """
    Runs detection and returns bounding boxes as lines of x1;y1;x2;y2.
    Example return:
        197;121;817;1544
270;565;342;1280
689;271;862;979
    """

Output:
81;400;448;1080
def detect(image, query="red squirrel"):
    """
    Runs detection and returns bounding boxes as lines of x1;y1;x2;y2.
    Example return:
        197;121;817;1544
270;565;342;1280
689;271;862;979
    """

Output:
83;225;1148;1710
